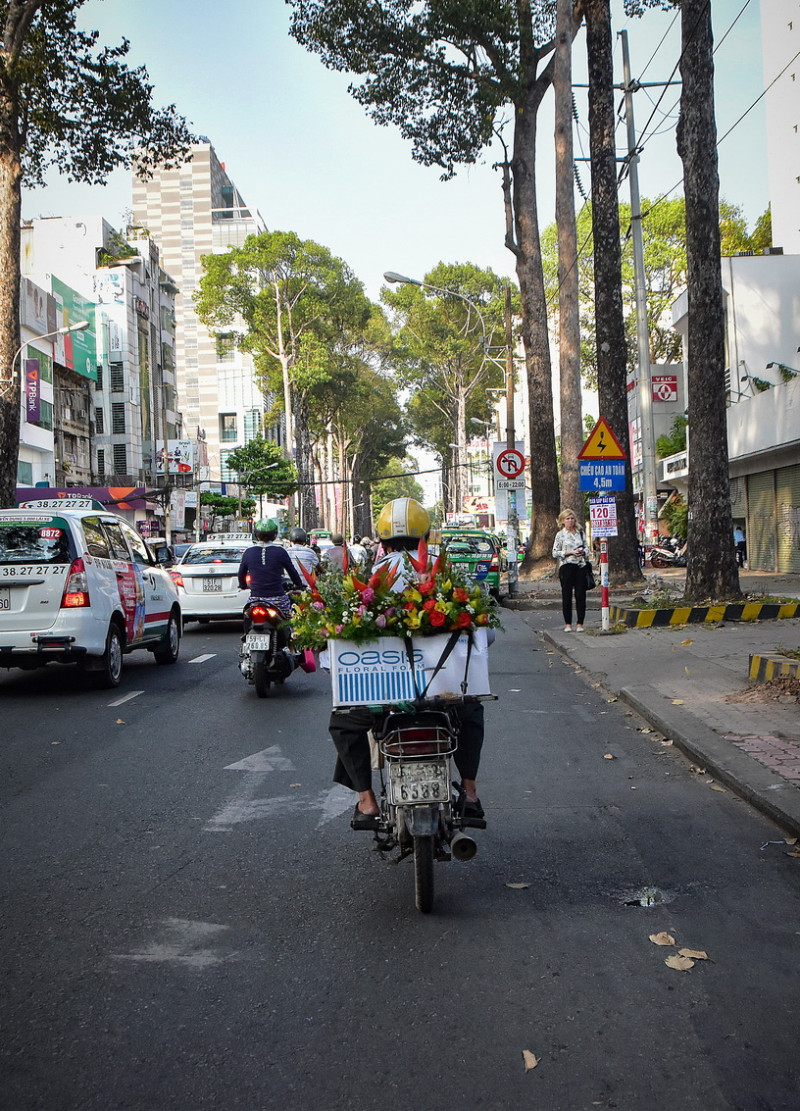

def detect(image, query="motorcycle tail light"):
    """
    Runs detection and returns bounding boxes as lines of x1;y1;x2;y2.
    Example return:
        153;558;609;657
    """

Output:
169;569;184;588
250;605;269;622
61;557;90;608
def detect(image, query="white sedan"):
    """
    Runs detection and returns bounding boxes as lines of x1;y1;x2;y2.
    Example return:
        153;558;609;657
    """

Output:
170;542;249;623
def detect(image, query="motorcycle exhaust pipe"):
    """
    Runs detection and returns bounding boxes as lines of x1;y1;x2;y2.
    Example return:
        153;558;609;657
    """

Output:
450;830;478;862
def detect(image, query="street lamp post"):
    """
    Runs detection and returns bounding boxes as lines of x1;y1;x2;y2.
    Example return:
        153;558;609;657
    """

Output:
2;320;91;399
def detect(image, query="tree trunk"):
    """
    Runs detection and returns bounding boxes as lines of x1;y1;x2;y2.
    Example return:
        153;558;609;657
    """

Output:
584;0;643;583
0;147;22;508
677;0;740;600
555;0;583;517
513;78;561;562
294;389;318;529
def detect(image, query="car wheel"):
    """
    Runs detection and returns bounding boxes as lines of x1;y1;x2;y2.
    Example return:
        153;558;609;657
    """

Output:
90;622;124;689
153;610;181;665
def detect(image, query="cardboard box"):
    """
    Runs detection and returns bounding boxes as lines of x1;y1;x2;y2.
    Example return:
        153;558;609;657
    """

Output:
328;629;491;707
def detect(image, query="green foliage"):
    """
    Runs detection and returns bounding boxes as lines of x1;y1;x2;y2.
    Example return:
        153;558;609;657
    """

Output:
661;495;688;540
371;457;425;506
200;492;254;522
655;415;687;459
223;437;298;498
96;230;140;267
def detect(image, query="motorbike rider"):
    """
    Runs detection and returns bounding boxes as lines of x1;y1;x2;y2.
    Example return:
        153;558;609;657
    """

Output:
286;526;320;578
238;518;303;648
328;497;486;830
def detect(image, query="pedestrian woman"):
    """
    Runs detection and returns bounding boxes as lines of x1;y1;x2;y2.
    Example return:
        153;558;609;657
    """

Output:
552;508;589;632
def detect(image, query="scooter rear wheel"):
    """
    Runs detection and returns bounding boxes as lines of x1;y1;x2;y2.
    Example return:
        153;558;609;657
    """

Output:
650;553;667;568
413;835;434;914
253;659;271;698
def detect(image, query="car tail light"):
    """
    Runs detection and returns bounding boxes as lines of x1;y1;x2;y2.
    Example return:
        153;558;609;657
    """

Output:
61;558;90;608
169;569;184;588
490;554;499;570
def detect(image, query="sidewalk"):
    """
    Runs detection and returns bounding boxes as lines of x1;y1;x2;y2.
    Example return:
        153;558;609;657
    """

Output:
506;568;800;837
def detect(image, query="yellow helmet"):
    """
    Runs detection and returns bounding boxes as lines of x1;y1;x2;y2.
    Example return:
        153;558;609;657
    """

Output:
376;497;430;542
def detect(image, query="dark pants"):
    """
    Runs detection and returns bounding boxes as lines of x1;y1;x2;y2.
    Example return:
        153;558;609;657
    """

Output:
735;541;746;568
329;703;485;793
559;562;587;625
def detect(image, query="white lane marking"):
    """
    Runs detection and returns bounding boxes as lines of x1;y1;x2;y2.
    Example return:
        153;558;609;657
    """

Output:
108;690;144;707
111;918;239;967
188;653;216;664
224;745;296;773
316;785;355;828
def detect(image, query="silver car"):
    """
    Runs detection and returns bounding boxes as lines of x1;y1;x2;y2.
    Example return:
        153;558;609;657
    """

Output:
170;542;249;623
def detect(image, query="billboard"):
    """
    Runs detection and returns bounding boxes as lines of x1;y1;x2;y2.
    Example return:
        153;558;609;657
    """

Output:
51;277;97;381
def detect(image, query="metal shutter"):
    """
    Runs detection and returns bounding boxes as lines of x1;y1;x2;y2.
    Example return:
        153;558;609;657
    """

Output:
747;471;776;571
729;475;746;517
776;465;800;574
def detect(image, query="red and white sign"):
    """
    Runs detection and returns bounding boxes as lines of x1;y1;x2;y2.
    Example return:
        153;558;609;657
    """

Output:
495;447;525;479
589;496;618;537
652;374;678;402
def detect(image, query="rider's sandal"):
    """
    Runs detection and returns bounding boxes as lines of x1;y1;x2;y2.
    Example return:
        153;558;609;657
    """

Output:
351;804;380;830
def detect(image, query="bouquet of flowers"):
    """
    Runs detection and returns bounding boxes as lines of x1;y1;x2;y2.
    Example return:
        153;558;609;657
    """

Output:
291;539;502;649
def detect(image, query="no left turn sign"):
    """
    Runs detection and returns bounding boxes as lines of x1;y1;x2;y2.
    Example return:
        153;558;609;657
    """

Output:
495;448;525;479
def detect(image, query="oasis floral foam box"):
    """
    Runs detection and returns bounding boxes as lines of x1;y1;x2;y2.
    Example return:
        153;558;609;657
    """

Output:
328;629;491;707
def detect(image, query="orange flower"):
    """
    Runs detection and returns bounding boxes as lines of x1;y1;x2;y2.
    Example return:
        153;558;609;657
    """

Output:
452;587;469;603
422;598;437;612
418;579;436;596
476;612;490;626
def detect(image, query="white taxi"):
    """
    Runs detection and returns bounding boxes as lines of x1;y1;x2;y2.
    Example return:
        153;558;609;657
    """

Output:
170;538;250;623
0;498;182;687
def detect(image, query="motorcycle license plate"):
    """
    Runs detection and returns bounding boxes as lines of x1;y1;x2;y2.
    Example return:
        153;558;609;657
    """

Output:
246;633;271;651
389;761;449;804
202;577;222;592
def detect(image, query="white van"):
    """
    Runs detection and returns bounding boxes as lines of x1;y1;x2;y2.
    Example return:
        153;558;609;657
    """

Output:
0;498;181;688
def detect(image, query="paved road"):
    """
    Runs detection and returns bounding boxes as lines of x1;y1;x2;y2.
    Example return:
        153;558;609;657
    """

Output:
1;614;798;1110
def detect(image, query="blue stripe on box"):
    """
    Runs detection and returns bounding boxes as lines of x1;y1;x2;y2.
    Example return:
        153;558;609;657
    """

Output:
337;665;433;704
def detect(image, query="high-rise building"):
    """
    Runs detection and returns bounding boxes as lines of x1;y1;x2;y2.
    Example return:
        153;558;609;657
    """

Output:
132;141;277;492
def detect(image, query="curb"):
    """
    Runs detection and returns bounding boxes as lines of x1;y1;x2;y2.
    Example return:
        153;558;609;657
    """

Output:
540;629;800;838
610;601;800;628
748;653;800;683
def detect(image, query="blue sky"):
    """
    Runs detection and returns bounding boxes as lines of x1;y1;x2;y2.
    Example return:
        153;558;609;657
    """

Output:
23;0;767;303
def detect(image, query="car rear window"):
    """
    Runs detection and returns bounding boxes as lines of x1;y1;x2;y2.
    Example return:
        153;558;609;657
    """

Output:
182;546;246;565
0;516;76;564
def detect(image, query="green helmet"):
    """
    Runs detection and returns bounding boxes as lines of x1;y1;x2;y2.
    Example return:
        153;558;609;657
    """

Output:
253;518;279;540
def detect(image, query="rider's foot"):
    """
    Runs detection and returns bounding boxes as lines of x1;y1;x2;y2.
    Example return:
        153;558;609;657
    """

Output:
351;803;380;830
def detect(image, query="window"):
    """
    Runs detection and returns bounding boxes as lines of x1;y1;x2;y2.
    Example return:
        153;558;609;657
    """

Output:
216;334;236;362
16;460;32;485
95;364;104;390
102;520;131;561
82;517;111;558
111;403;126;434
220;449;236;483
244;409;262;443
33;400;53;431
120;521;153;567
110;365;125;392
95;407;105;433
97;449;106;477
112;444;127;473
219;413;237;442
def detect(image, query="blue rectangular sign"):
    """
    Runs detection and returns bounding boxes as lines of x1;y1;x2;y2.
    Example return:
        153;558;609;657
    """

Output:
579;461;627;492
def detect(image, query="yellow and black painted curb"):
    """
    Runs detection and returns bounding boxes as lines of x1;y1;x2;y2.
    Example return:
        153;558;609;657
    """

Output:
609;600;800;628
748;652;800;683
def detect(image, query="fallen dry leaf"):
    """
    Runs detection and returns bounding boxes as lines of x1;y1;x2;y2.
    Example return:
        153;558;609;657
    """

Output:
603;753;616;760
649;932;676;946
116;718;125;724
638;727;652;734
690;765;706;775
289;783;302;788
506;882;530;890
685;667;691;677
672;699;684;705
786;838;798;846
786;850;800;859
665;954;695;971
678;948;708;960
606;697;618;703
522;1050;540;1072
710;784;727;792
680;638;693;646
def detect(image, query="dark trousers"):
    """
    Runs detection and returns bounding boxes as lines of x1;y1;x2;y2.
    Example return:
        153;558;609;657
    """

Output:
329;703;485;793
559;562;587;625
735;541;746;568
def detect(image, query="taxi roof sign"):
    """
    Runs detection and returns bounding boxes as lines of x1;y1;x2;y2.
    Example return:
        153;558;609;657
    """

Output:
578;417;627;461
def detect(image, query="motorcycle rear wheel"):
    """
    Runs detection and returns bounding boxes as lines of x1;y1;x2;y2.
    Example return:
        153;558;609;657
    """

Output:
650;553;667;568
253;659;271;698
413;835;434;913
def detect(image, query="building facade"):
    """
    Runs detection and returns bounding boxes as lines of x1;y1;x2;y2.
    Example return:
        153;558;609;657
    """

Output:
761;0;800;254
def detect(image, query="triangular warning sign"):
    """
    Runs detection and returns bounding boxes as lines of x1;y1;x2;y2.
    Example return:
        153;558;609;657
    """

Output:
578;417;627;461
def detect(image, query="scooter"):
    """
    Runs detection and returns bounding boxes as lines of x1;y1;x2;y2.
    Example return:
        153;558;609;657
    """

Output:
366;698;487;914
239;595;314;698
649;538;687;568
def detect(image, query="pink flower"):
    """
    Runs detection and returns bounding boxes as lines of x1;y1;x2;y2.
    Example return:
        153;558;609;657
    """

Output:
312;601;325;612
335;624;344;634
361;587;375;604
375;614;387;628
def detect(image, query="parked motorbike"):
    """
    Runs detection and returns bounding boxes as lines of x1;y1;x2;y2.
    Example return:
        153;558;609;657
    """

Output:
239;595;314;697
649;538;687;568
366;697;488;914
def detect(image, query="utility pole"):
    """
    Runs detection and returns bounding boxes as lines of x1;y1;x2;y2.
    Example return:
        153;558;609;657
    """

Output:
620;30;659;549
504;286;519;596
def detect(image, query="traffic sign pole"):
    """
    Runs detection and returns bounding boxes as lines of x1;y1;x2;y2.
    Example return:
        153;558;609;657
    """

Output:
600;538;609;631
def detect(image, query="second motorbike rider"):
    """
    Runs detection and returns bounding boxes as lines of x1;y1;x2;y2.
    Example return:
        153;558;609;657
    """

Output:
238;518;303;649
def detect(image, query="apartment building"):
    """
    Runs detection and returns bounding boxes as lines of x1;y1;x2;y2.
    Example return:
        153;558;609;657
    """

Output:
132;141;279;495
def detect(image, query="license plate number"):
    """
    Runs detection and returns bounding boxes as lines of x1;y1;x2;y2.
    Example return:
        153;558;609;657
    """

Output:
389;761;448;804
246;633;271;651
0;588;9;610
202;577;222;592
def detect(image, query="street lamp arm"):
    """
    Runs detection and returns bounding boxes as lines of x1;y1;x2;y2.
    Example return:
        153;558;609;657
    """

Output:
2;320;91;398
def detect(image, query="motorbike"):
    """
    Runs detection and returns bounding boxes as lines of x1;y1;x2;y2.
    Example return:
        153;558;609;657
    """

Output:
239;594;314;698
366;697;488;914
649;538;687;568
